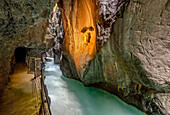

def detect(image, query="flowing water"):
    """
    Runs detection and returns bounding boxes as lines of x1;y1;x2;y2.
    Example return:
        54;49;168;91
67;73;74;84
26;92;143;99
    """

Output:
44;58;145;115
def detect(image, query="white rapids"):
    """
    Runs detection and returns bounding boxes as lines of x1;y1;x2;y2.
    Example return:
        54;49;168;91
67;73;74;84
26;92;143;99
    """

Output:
44;58;145;115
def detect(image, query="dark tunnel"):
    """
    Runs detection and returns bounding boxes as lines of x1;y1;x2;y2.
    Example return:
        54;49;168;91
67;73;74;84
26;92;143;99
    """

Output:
14;47;27;62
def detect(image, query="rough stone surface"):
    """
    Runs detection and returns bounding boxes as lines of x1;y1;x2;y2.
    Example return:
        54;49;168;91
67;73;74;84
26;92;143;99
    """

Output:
58;0;98;77
0;0;57;88
59;0;170;114
97;0;125;46
45;5;64;63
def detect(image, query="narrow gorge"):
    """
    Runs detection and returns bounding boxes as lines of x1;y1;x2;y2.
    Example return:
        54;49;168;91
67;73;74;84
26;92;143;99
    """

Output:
0;0;169;115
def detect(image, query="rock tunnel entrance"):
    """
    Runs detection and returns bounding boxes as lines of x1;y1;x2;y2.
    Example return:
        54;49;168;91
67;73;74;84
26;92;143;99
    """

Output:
14;47;27;62
2;46;42;114
10;47;28;75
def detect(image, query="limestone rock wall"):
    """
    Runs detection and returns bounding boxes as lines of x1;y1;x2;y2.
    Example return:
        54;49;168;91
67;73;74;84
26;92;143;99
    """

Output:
59;0;170;114
59;0;99;77
0;0;58;88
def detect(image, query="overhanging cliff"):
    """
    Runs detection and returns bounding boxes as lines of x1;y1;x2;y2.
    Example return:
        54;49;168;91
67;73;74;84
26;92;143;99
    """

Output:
0;0;58;88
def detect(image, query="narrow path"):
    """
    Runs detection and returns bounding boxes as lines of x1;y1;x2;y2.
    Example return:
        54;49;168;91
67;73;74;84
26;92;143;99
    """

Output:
45;58;145;115
0;62;41;115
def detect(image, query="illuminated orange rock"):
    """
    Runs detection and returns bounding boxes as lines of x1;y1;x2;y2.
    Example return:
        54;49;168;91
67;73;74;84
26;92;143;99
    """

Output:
59;0;98;76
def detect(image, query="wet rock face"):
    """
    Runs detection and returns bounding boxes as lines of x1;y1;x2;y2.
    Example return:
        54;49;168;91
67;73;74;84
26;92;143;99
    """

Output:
0;0;58;88
97;0;125;46
58;0;98;77
59;0;170;114
45;6;64;63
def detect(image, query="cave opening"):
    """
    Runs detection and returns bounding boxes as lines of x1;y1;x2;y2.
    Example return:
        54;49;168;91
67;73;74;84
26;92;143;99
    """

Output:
9;47;28;75
14;47;27;62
